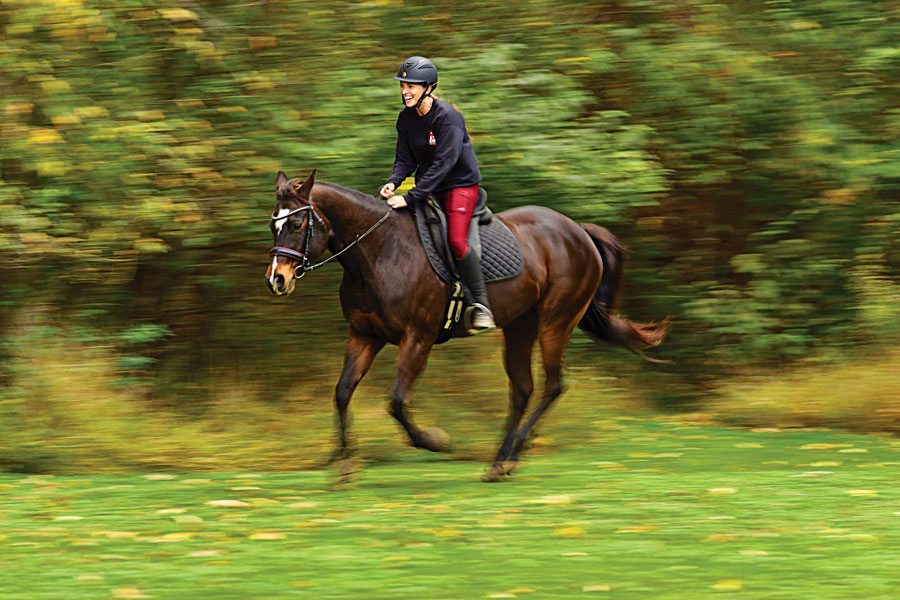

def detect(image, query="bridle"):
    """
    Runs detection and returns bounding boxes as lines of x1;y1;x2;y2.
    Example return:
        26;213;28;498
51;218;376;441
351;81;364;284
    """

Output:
269;200;392;279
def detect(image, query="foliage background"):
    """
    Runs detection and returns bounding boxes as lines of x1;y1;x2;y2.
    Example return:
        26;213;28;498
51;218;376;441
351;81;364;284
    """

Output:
0;0;897;471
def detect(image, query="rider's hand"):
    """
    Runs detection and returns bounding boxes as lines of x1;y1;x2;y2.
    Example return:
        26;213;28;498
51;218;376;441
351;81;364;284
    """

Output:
387;195;408;209
379;182;396;199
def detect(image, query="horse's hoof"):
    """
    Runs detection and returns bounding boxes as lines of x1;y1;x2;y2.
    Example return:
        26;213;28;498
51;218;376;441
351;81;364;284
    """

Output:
416;427;451;453
336;458;358;484
482;463;511;483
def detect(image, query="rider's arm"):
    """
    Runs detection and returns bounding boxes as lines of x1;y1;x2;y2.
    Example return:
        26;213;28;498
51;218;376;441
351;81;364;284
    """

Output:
386;122;417;188
404;121;464;205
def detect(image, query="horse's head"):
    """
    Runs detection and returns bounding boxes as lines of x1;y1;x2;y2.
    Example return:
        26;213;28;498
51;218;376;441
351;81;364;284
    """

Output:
266;169;330;296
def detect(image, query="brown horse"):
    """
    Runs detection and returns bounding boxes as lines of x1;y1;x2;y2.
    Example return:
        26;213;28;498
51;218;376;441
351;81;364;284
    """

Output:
266;170;667;482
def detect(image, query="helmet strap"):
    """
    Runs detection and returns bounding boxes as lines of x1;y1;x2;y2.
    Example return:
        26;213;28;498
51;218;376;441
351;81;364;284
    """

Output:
413;83;436;110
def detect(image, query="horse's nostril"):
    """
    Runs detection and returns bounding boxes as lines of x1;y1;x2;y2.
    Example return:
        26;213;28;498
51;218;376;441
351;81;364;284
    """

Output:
274;273;285;288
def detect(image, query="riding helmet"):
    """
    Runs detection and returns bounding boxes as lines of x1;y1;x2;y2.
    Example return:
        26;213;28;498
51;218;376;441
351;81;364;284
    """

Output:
394;56;438;86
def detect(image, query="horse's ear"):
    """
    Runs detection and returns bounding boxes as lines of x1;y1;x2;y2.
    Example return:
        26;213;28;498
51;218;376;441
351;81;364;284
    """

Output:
276;171;289;191
294;169;317;199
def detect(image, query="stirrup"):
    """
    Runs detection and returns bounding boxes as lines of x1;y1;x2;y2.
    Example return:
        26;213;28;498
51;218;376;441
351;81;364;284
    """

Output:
468;304;497;333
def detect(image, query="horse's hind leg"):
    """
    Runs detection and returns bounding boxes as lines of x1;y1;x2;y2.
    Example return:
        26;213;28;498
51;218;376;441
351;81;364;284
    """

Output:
484;312;538;482
389;333;450;453
507;319;577;465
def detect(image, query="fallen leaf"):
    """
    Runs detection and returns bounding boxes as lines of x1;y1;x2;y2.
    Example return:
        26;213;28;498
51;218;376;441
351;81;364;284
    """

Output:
174;515;204;524
582;584;611;592
206;500;251;508
142;474;176;481
799;443;850;450
112;588;147;599
846;489;878;497
707;487;737;495
249;532;287;540
739;550;768;556
531;495;572;505
711;579;743;591
555;526;586;537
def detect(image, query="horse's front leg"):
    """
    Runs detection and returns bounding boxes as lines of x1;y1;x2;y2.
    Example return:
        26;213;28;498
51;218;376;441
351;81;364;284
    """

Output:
389;332;450;453
333;334;385;480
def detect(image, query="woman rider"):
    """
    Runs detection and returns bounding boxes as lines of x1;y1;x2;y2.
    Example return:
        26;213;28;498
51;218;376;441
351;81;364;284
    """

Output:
379;56;496;332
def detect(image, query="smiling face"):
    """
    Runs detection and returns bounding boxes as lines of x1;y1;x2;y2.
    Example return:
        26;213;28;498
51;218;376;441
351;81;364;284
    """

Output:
400;81;429;109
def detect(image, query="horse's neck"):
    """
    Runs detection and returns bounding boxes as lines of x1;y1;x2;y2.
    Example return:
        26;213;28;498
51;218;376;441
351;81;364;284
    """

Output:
314;184;413;275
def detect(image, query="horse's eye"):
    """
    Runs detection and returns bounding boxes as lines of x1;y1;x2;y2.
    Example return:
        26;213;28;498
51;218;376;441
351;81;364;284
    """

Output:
293;221;303;232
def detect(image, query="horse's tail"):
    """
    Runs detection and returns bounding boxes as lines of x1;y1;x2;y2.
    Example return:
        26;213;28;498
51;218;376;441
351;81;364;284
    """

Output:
577;223;670;363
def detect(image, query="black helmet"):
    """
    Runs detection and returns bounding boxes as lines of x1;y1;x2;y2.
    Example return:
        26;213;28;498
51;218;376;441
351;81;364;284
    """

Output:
394;56;438;86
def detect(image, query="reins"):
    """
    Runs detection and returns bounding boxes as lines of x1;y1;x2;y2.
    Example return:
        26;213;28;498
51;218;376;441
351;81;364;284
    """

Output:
270;198;392;278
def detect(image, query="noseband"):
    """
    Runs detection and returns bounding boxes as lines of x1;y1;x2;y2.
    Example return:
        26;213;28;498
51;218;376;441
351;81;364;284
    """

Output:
270;200;392;279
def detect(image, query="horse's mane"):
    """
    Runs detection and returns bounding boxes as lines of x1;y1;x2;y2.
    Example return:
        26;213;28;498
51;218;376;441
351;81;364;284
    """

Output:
311;181;385;210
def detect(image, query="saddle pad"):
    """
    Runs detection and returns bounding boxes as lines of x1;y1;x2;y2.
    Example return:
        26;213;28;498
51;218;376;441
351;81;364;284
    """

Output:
415;202;524;284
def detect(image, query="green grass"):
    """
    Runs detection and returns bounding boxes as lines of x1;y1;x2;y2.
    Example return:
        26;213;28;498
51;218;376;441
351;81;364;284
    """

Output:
2;416;898;599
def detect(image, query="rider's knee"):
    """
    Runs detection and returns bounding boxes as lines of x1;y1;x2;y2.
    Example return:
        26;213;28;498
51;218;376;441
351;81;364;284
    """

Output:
449;237;469;259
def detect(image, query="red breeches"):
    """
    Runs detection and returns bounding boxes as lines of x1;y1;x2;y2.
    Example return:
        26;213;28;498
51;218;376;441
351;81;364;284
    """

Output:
441;184;479;259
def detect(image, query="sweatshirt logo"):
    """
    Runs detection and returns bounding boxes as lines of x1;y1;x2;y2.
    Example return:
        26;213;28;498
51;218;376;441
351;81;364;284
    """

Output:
427;130;436;147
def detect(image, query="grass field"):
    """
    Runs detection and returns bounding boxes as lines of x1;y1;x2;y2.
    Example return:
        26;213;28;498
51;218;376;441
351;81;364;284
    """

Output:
2;415;897;599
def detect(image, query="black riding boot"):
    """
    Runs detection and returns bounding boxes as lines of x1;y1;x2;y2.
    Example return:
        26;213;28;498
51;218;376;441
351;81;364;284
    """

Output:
454;250;497;332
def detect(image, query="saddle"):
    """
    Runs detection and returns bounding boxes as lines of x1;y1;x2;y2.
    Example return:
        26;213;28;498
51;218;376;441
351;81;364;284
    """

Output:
413;188;524;343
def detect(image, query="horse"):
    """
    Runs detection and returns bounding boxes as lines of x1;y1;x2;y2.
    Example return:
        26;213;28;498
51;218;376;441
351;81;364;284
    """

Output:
265;170;667;482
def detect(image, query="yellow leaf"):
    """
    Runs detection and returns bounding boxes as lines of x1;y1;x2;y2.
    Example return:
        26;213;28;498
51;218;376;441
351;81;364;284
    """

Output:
531;495;572;505
615;525;656;534
846;489;878;496
51;114;81;126
705;534;739;542
174;515;203;524
433;528;464;538
249;532;287;540
555;526;586;537
707;487;737;495
28;128;64;144
159;8;198;22
112;589;147;599
206;499;251;508
799;443;851;450
39;79;71;93
582;584;611;592
711;579;743;591
143;474;176;481
5;102;34;115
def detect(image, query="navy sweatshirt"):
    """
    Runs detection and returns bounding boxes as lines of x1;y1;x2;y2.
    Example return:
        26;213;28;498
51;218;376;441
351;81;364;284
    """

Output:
386;99;481;204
